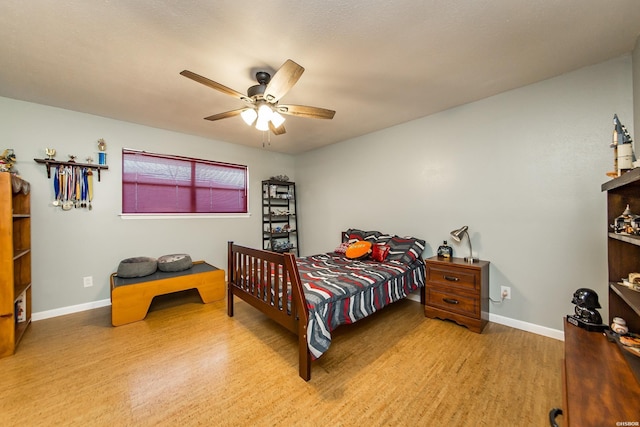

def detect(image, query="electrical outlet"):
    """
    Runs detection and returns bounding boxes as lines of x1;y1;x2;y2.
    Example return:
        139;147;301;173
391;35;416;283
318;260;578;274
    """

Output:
501;286;511;300
83;276;93;288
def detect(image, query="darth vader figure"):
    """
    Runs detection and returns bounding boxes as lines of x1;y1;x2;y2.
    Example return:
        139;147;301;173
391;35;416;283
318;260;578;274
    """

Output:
571;288;601;309
573;305;603;325
567;288;606;331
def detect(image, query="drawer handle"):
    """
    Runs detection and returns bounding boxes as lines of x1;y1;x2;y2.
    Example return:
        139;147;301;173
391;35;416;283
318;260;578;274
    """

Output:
0;313;13;318
548;408;563;427
442;298;459;305
443;275;459;282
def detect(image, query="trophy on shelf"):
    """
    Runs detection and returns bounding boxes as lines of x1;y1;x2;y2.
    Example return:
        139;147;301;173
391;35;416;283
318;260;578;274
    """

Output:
567;288;607;332
45;147;56;160
97;138;107;165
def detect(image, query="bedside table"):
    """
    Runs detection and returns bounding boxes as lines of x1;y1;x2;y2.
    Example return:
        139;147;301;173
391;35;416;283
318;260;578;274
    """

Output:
424;256;490;333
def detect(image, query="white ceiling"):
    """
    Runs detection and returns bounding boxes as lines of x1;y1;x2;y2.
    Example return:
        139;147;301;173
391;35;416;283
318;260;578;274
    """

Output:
2;1;640;154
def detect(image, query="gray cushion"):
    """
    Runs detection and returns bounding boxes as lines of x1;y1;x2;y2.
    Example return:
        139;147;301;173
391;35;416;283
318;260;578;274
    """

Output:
157;254;193;272
117;257;157;278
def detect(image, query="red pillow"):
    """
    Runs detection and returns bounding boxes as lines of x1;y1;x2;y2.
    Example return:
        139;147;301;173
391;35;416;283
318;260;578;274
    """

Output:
371;244;390;262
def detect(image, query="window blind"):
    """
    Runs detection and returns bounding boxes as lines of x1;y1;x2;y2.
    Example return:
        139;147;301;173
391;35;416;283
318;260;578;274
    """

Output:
122;149;248;214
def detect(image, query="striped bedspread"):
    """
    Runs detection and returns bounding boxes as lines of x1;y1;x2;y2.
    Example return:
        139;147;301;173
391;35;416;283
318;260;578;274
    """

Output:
297;253;426;359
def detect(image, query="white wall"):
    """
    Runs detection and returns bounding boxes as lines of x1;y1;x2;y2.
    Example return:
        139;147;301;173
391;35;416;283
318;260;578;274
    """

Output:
2;54;634;334
295;55;635;332
1;97;295;314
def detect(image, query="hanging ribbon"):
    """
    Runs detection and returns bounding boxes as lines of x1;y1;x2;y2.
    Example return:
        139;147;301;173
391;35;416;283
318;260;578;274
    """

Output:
81;168;88;208
61;167;67;202
75;166;81;208
87;169;93;210
53;166;60;206
60;166;66;209
62;166;74;210
48;164;97;211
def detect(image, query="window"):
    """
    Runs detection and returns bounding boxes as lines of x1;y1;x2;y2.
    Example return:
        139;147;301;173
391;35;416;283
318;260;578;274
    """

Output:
122;149;248;214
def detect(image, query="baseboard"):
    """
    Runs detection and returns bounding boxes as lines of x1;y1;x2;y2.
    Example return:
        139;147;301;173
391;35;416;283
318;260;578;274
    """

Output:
32;299;111;321
406;293;423;304
488;313;564;341
34;295;565;341
407;293;564;341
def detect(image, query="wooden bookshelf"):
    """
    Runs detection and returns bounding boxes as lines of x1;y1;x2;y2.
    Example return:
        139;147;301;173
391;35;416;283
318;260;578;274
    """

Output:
0;173;32;358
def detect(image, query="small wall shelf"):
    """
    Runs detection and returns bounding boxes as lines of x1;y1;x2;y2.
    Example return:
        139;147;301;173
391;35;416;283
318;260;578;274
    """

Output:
34;158;109;181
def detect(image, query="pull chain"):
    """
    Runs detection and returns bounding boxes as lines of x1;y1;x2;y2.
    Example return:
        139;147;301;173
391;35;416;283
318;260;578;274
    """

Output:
261;130;271;148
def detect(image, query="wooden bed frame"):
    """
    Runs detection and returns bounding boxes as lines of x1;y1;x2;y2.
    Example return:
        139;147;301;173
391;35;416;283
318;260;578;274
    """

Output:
227;240;426;381
227;242;312;380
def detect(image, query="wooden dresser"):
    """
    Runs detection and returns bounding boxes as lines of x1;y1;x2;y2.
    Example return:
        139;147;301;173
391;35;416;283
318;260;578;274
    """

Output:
424;256;489;333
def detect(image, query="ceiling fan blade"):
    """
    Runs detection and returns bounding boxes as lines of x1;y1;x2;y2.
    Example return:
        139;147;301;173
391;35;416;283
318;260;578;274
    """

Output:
276;104;335;120
269;121;286;135
263;59;305;103
204;109;245;121
180;70;253;104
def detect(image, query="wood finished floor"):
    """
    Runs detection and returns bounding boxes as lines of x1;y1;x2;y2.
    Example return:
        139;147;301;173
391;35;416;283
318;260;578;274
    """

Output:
0;291;563;426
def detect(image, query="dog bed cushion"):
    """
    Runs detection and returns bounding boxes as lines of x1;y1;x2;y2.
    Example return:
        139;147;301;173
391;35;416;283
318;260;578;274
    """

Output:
117;257;158;278
157;253;193;272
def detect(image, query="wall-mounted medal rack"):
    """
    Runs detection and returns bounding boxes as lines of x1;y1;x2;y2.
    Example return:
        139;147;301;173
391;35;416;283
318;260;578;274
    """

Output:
34;158;108;181
34;159;108;211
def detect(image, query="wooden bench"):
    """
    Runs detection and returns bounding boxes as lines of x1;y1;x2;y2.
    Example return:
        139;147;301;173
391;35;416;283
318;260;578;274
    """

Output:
110;261;225;326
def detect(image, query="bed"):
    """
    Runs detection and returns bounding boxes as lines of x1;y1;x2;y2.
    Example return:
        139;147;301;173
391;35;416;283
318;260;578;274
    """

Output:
227;229;426;381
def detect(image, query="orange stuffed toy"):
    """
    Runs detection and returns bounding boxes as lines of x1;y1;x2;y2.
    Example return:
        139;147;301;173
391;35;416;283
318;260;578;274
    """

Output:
345;240;372;259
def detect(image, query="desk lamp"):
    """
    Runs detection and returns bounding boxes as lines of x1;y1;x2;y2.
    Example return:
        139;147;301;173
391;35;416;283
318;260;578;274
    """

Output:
450;225;476;263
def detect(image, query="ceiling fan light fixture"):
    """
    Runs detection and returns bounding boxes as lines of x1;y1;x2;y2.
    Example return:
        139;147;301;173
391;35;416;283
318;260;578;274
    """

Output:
270;111;285;128
181;59;334;138
240;108;257;126
255;116;270;131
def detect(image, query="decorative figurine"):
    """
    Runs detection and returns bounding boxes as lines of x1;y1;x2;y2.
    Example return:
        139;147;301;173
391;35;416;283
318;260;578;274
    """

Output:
611;204;637;234
608;114;635;178
611;317;629;335
566;288;607;331
437;240;453;258
632;217;640;237
0;149;17;172
68;155;77;163
45;147;56;160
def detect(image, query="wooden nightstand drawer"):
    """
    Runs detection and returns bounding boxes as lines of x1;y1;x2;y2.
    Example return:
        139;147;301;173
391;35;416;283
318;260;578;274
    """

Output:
426;287;479;317
424;257;490;333
426;264;478;292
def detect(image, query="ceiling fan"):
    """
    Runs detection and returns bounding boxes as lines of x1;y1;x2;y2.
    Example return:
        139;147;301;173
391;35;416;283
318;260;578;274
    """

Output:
180;59;335;135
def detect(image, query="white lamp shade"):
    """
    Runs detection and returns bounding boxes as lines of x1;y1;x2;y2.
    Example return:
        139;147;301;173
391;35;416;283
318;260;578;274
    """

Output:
240;108;257;126
270;111;285;128
257;104;273;122
255;117;270;131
